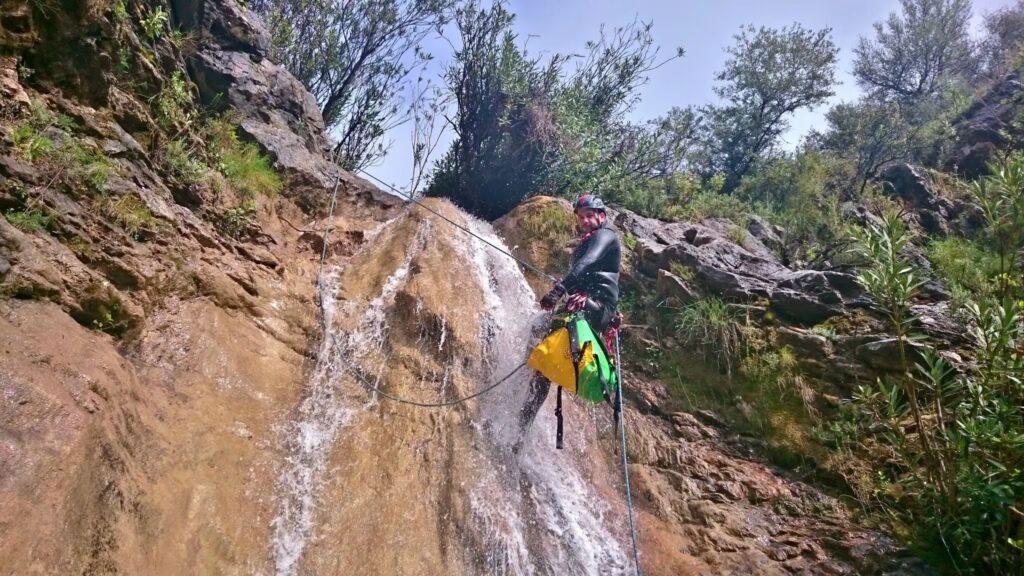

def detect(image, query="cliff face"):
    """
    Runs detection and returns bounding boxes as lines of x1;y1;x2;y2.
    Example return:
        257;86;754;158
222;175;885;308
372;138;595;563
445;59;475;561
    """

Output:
0;0;395;572
0;1;940;575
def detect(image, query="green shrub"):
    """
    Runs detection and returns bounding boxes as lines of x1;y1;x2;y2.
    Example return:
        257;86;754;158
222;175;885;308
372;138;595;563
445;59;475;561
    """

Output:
668;261;695;282
9;122;53;161
4;208;50;231
622;231;637;251
675;297;743;375
220;201;257;238
667;188;751;223
155;71;195;129
60;140;113;195
162;139;206;185
106;195;154;239
926;237;997;297
142;7;168;40
207;119;283;199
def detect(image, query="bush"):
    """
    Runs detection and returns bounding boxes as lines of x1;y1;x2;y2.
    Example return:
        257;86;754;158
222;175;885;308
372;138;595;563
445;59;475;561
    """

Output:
155;71;195;130
207;119;283;199
220;201;258;239
106;195;154;239
162;139;206;186
926;237;997;296
675;297;743;375
4;208;50;232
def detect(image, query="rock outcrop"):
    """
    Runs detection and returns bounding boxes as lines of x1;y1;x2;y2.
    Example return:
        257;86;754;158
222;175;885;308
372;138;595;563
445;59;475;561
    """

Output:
946;71;1024;179
1;1;961;574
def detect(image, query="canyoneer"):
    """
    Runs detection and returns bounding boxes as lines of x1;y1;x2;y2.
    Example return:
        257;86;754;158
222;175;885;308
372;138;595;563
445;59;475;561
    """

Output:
519;194;622;450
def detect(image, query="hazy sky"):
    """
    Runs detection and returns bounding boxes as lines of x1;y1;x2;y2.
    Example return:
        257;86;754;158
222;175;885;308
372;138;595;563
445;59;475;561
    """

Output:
364;0;1013;193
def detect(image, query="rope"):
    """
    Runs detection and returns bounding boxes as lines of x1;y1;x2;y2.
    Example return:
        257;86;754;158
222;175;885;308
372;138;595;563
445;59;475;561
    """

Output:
315;152;346;306
615;331;642;576
315;162;640;564
346;360;528;408
357;168;559;283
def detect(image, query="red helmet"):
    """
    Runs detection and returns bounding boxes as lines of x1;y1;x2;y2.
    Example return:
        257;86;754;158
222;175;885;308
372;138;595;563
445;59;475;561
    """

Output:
574;194;607;213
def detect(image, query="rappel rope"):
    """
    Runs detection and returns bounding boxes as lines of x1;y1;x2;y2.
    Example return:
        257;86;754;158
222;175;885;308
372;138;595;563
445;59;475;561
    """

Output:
313;164;641;575
615;331;643;576
357;169;559;283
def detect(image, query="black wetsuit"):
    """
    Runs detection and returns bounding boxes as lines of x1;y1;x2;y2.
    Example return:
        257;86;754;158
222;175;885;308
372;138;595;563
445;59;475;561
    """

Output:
559;222;621;333
517;221;622;445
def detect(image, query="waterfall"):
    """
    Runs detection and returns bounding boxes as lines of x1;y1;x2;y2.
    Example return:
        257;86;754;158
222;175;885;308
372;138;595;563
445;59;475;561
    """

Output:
270;208;630;575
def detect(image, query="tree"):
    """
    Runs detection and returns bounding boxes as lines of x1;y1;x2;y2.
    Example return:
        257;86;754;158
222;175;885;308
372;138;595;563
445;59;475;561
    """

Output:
853;0;973;101
250;0;452;170
979;0;1024;77
811;99;928;194
427;2;681;218
702;24;838;192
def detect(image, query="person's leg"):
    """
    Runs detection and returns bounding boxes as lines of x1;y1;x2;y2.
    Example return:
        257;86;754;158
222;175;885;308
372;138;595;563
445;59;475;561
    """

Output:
514;372;550;452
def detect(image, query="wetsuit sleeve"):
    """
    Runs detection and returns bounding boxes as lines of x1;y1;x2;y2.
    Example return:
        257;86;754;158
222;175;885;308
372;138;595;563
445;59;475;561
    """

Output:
561;228;616;294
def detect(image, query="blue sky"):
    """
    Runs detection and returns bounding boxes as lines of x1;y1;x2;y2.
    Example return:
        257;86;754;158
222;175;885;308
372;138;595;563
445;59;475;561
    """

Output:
364;0;1013;192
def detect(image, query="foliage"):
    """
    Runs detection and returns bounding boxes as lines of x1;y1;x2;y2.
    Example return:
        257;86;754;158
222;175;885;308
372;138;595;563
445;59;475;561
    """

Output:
220;201;258;238
926;237;998;297
7;102;113;195
162;139;206;186
207;119;283;199
979;0;1024;77
701;24;839;192
106;195;154;239
155;71;196;131
675;297;743;375
739;341;818;450
251;0;452;170
970;153;1024;301
853;0;974;101
848;206;1024;573
427;2;682;218
10;121;54;161
622;231;637;251
810;99;928;194
4;208;50;232
849;301;1024;574
141;7;168;41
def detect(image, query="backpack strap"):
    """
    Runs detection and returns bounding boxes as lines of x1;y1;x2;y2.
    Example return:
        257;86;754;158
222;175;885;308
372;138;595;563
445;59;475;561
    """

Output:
555;386;564;450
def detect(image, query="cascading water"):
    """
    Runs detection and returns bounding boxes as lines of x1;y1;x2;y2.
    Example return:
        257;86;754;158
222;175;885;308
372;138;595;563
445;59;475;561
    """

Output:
271;205;631;575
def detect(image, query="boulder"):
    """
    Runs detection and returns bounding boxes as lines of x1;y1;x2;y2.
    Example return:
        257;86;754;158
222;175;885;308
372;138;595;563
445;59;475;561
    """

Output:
946;72;1024;179
776;326;833;358
185;2;400;213
656;268;700;304
854;338;927;372
618;209;790;299
770;270;866;324
745;214;785;257
172;0;271;56
880;164;956;235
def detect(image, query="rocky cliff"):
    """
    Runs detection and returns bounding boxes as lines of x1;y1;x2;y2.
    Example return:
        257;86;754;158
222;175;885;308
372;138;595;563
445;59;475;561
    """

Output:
1;1;942;574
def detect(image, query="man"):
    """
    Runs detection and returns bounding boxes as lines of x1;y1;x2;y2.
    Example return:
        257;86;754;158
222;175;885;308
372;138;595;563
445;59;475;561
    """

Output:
517;193;622;439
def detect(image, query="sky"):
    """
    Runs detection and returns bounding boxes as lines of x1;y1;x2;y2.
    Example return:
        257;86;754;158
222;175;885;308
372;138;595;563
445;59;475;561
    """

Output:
363;0;1014;193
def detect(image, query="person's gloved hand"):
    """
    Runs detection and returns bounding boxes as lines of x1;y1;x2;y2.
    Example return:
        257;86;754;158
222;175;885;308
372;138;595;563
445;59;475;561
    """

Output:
540;283;566;310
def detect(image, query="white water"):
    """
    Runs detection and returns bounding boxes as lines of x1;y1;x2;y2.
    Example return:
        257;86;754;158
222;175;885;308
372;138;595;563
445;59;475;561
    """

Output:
271;210;631;575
